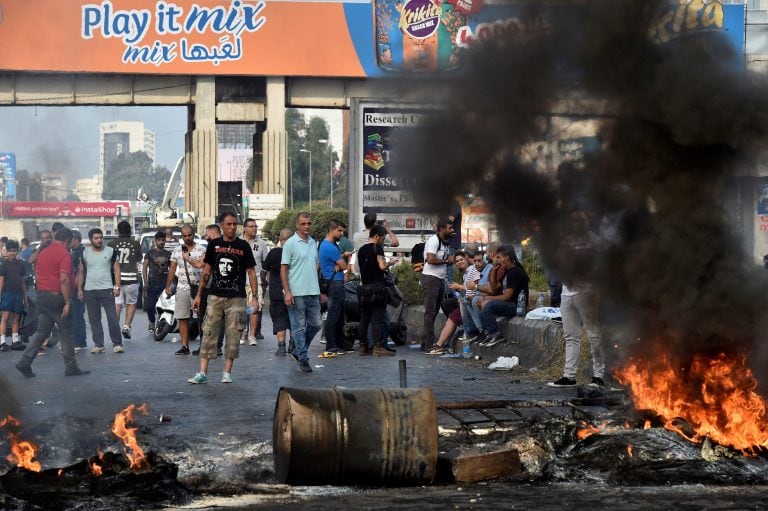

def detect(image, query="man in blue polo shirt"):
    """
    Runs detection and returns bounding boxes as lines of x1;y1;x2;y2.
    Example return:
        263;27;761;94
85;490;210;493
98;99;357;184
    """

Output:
319;219;350;356
281;212;321;373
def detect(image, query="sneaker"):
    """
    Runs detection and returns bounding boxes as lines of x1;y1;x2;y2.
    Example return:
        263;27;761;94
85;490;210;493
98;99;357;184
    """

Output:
548;376;577;387
239;339;246;345
425;345;448;355
248;336;258;346
221;372;232;383
15;362;35;378
358;345;372;356
113;346;124;354
188;372;208;384
90;346;106;354
482;333;506;348
65;367;90;377
256;333;264;340
121;326;131;339
175;346;190;356
73;347;85;354
0;344;9;352
11;341;25;351
298;360;313;373
274;344;287;356
192;348;200;356
590;377;606;388
148;324;155;334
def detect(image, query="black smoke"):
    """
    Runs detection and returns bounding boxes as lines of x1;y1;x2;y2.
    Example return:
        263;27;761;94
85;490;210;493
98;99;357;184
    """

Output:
392;1;768;377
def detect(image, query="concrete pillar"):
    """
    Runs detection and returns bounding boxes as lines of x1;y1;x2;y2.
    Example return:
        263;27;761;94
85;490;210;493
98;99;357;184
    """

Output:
186;76;217;231
257;77;288;205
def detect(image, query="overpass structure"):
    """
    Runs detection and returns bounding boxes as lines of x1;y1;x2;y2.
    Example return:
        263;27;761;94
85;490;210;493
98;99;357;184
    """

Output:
2;1;766;259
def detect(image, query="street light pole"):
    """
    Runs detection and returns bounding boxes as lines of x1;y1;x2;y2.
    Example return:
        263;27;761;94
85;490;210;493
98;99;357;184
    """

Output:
300;148;312;210
318;139;332;209
288;156;293;210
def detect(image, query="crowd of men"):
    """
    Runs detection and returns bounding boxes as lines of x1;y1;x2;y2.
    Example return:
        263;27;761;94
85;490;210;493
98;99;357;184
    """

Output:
0;207;606;388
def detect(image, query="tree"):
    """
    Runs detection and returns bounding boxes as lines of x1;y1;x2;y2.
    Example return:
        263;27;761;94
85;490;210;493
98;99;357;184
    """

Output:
14;169;43;201
286;110;336;210
102;151;171;201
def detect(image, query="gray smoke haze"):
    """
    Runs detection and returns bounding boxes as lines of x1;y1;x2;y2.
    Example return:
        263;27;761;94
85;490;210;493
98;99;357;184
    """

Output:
393;1;768;379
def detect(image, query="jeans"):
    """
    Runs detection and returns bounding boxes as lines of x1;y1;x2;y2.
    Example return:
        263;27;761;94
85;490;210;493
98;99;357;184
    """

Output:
71;294;87;348
21;291;76;370
287;295;321;363
324;281;345;351
420;274;444;347
360;302;386;348
367;307;390;349
145;281;165;324
461;297;483;335
561;291;605;379
479;300;517;335
84;288;122;347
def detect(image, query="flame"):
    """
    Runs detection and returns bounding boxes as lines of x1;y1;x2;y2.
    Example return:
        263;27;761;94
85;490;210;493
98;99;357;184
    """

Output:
575;421;609;441
617;351;768;453
643;420;652;430
0;415;42;472
58;469;63;476
627;445;633;457
111;404;149;472
89;450;105;476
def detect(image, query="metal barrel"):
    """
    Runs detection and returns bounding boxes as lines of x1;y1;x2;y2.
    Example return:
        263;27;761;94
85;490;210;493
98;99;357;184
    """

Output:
273;387;438;485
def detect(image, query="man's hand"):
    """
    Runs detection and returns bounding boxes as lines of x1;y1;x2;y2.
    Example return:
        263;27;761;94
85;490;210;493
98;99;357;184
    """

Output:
446;254;455;265
113;286;120;297
164;286;173;298
192;295;201;313
448;282;461;290
61;303;70;318
284;290;294;307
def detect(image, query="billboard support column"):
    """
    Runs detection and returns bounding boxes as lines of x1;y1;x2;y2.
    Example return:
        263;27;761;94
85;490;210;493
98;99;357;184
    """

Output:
187;77;217;230
260;77;287;205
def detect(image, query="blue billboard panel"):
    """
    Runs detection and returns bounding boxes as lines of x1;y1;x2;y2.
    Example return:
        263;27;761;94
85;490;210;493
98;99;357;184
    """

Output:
0;153;16;200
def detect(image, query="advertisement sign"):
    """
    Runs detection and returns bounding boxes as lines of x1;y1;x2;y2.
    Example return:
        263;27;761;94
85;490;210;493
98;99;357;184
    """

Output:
0;152;15;200
361;106;436;235
0;1;745;77
2;201;131;218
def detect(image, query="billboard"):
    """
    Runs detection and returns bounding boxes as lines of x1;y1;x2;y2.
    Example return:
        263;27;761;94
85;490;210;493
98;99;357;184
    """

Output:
0;1;745;77
0;152;15;200
2;201;131;218
360;106;437;236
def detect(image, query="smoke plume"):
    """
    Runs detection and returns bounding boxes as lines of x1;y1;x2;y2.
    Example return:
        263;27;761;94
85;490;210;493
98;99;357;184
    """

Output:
392;0;768;375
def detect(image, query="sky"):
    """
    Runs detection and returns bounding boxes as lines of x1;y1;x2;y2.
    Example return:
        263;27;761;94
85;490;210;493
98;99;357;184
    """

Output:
0;105;342;184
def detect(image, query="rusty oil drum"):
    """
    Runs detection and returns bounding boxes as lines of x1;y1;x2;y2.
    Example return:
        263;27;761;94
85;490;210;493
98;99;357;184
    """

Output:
273;387;438;485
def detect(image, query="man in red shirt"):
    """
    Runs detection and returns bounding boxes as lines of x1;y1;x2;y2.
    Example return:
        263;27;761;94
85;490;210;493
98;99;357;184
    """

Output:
16;227;90;378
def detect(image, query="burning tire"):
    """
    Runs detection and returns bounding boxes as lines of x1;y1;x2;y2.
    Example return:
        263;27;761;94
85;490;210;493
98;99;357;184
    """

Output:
154;318;173;342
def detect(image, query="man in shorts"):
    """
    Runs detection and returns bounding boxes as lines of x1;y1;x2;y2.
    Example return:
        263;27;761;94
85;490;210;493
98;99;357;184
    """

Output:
263;228;293;356
110;220;142;340
188;212;258;384
165;224;205;355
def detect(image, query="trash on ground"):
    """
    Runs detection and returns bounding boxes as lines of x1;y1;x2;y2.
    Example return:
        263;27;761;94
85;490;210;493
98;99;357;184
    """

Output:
488;356;519;371
524;307;561;321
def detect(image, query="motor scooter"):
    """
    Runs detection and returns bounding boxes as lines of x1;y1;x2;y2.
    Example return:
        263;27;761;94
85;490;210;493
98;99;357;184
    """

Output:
153;291;199;342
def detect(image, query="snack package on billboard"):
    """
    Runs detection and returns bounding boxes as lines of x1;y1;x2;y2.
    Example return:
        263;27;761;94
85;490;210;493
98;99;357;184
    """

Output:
374;0;466;73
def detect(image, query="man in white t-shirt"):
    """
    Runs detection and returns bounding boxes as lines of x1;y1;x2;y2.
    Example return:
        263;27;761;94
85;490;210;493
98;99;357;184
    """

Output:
165;224;206;355
420;219;455;351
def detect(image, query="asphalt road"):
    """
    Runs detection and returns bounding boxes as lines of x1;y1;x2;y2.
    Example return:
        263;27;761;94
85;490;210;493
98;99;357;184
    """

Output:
2;309;767;510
